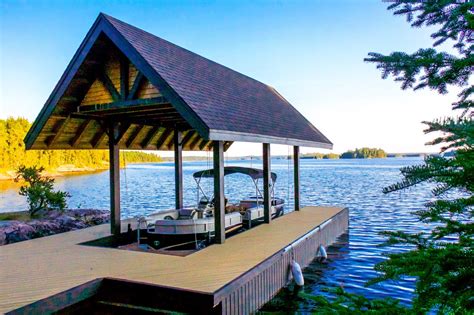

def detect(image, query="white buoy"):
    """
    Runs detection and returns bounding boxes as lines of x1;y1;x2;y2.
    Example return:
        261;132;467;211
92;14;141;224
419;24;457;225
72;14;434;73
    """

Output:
290;259;304;286
317;245;327;262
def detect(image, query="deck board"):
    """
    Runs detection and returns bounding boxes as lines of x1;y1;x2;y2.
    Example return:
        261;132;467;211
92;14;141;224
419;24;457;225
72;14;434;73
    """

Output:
0;206;344;313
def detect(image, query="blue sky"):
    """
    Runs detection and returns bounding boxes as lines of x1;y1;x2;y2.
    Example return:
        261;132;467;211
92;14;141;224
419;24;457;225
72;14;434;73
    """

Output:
0;0;456;155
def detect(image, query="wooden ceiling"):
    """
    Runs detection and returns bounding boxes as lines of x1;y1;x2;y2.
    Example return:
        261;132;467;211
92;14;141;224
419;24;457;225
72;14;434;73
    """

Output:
31;34;232;151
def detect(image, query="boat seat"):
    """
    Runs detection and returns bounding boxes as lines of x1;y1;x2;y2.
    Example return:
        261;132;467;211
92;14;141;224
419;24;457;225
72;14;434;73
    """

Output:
178;208;197;220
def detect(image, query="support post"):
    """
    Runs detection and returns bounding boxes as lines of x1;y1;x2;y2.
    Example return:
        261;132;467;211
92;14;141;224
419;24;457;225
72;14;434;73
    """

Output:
293;146;300;211
174;129;183;209
263;143;271;223
213;141;225;244
108;122;121;235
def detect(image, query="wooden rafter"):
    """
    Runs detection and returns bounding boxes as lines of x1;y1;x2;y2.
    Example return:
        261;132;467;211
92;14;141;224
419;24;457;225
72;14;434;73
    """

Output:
156;129;173;149
128;72;144;100
141;126;160;148
98;72;120;101
180;130;196;148
47;117;70;147
69;119;92;146
91;127;107;148
199;140;211;150
189;134;202;150
120;57;129;100
126;125;144;148
60;96;78;103
115;122;131;145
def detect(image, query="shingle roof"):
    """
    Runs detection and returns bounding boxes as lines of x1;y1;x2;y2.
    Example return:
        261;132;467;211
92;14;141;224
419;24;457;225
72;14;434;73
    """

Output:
102;14;332;148
25;13;333;150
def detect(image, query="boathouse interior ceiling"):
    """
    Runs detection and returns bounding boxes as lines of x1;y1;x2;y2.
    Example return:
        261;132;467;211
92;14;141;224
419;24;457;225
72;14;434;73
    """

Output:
25;13;333;151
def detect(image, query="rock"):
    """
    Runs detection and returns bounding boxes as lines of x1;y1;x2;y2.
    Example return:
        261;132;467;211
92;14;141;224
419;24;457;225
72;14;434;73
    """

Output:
0;209;110;245
6;223;36;243
0;231;6;245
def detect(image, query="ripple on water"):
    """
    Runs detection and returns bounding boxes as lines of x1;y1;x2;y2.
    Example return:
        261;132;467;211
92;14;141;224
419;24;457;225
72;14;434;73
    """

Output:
1;158;439;312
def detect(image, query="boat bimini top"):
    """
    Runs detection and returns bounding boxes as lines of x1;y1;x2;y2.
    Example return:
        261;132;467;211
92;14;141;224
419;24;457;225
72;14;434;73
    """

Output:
193;166;277;182
192;166;278;204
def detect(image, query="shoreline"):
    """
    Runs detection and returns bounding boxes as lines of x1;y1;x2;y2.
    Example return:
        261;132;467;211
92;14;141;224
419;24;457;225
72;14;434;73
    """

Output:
0;166;109;181
0;160;171;181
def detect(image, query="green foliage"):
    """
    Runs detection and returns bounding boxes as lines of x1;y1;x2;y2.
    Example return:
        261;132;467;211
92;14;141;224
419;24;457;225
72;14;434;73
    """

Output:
364;1;473;112
15;166;70;215
0;117;162;173
304;287;409;315
364;0;473;313
309;1;473;313
340;148;387;159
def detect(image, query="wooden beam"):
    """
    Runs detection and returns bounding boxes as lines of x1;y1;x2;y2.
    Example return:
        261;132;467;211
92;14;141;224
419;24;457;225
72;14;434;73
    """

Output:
125;125;144;148
120;57;129;100
174;130;183;209
94;105;175;117
69;119;92;147
199;140;211;150
108;122;121;236
213;141;225;244
72;77;90;86
91;124;107;148
78;96;169;113
189;135;203;150
47;117;70;147
180;130;196;148
98;72;120;101
263;143;271;224
115;122;131;145
294;146;300;211
156;128;173;149
128;72;144;100
141;126;160;148
60;96;78;103
50;115;68;120
70;112;190;132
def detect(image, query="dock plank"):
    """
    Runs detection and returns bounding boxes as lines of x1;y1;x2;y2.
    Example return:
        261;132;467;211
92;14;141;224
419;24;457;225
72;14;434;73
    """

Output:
0;206;344;313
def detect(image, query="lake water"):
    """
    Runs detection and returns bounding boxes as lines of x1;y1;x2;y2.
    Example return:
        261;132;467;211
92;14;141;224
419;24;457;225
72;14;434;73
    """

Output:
0;157;432;311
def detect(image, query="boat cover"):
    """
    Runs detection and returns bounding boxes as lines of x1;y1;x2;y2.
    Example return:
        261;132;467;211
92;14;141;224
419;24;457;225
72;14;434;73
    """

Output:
193;166;277;182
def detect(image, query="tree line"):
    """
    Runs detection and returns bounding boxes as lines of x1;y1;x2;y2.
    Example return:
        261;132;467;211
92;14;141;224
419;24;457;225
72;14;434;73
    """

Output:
0;117;162;172
302;148;387;159
340;147;387;159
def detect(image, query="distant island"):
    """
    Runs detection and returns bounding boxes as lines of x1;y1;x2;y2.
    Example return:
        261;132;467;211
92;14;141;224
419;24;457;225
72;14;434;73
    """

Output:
340;148;387;159
0;117;162;180
301;153;340;159
301;148;387;159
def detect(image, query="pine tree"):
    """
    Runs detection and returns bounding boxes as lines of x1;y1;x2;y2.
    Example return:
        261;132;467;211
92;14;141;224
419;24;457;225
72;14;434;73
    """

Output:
364;1;473;313
311;1;472;313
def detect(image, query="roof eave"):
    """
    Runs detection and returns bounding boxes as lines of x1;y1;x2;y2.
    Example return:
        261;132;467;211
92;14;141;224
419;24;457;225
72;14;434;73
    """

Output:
208;129;333;149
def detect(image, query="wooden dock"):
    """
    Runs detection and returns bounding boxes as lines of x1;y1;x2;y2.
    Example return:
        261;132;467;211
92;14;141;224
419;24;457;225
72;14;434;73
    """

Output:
0;206;348;314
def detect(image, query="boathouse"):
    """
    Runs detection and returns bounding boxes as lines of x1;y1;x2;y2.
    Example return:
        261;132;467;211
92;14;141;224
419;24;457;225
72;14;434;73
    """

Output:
24;13;332;242
2;13;348;314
